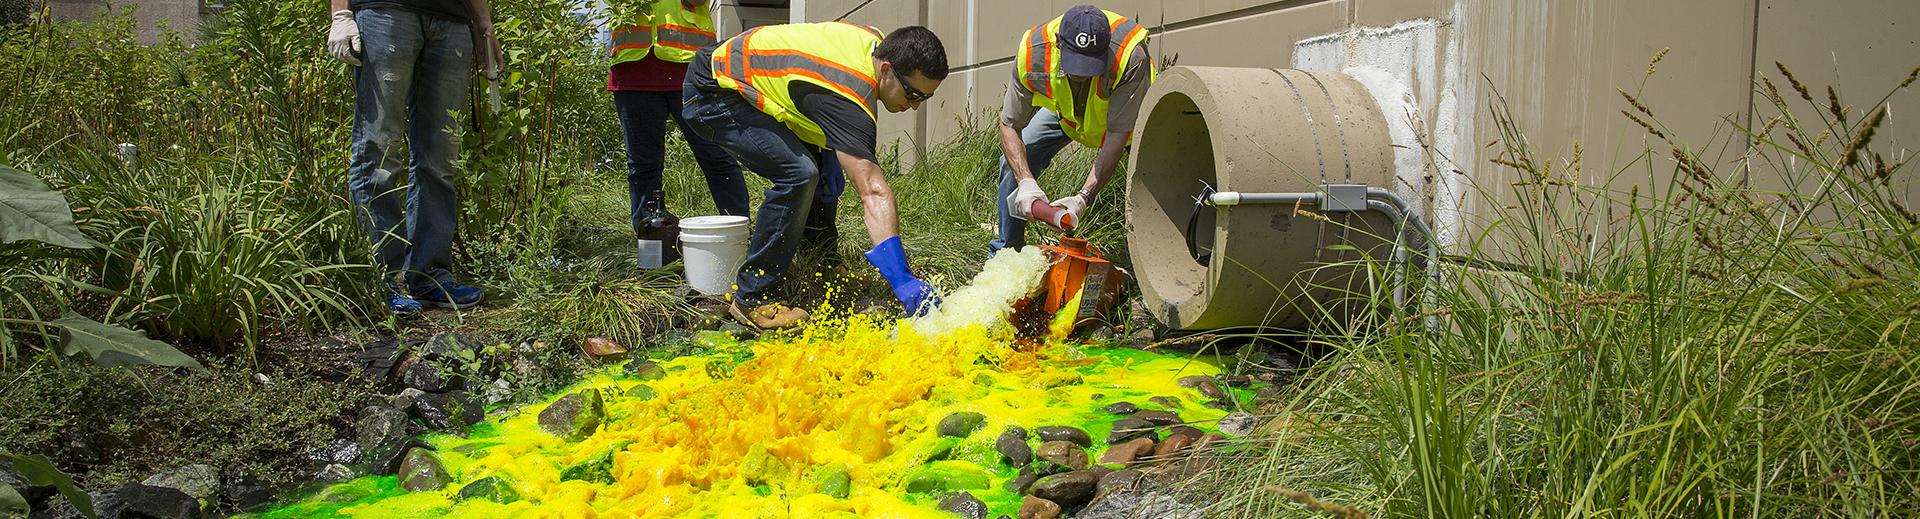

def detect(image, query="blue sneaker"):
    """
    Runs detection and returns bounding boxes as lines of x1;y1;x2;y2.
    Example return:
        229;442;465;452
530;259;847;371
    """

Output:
388;293;423;316
415;283;485;309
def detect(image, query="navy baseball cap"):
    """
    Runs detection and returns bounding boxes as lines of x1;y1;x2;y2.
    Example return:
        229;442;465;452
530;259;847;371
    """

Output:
1057;5;1110;77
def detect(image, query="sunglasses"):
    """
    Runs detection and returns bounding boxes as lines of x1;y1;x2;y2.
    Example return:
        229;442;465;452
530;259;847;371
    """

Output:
895;70;933;102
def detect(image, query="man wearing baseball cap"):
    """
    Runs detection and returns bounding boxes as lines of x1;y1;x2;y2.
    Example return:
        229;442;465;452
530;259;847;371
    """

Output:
991;4;1154;254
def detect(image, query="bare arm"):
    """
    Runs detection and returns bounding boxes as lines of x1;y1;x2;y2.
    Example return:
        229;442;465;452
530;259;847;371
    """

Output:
465;0;493;26
998;121;1038;183
1080;131;1130;197
331;0;348;10
839;151;901;244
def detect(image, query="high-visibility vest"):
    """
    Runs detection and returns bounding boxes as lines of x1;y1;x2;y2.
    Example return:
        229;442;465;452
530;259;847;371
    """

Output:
609;1;715;65
1014;9;1153;148
712;22;882;148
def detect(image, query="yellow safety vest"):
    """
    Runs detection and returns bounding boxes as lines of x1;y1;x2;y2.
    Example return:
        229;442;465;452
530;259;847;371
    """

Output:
1014;10;1153;148
609;0;715;65
712;22;882;147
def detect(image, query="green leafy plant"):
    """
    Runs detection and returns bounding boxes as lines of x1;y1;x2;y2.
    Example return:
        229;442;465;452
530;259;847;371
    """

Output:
0;453;94;519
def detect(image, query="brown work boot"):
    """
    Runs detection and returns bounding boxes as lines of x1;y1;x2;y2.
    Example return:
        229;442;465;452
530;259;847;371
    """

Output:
729;301;809;330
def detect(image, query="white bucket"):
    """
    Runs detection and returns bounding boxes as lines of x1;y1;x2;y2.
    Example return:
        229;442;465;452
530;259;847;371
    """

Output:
679;215;751;296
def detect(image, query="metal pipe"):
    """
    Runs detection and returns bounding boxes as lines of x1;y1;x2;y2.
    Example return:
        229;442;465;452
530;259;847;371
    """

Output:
1206;191;1318;207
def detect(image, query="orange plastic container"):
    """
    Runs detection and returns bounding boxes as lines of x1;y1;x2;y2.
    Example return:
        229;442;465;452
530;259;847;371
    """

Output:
1010;237;1128;337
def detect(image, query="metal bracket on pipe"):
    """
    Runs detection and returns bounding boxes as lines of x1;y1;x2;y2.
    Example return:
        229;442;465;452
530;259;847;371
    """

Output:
1202;183;1445;329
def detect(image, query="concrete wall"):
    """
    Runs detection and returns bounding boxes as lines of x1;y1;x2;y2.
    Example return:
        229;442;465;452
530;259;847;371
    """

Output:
48;0;206;44
788;0;1920;249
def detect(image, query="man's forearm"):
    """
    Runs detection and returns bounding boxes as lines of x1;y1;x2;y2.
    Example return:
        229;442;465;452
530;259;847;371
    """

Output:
841;152;901;244
332;0;348;11
1082;131;1130;196
466;0;493;25
999;121;1036;183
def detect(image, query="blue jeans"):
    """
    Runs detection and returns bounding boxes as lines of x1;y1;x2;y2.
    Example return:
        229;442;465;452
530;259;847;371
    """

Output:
680;84;826;305
614;90;749;225
346;8;471;293
989;108;1074;254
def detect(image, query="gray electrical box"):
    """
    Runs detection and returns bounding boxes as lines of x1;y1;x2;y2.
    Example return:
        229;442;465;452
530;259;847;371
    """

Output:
1321;184;1369;212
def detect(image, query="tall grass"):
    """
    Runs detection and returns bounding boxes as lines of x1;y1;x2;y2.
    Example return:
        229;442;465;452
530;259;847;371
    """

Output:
1181;67;1920;517
0;1;638;362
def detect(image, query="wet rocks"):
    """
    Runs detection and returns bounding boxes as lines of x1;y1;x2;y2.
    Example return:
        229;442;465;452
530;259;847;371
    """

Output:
314;464;356;482
354;404;412;471
1096;469;1147;496
623;360;666;380
1147;396;1181;408
538;390;605;441
937;491;990;519
41;484;198;519
1019;495;1063;519
1100;401;1138;415
1034;426;1091;447
996;427;1032;467
1106;417;1158;445
581;336;628;362
624;384;658;401
1132;410;1183;427
455;475;521;504
1029;470;1100;509
1079;487;1202;519
938;411;987;438
397;448;450;492
1034;441;1089;470
1177;375;1227;401
1098;437;1155;465
1153;433;1194;459
561;451;615;484
140;464;219;510
1217;412;1258;437
904;461;992;493
413;390;484;431
809;465;851;498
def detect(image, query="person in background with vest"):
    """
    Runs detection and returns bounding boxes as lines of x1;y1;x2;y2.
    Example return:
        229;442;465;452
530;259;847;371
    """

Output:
607;0;749;261
327;0;505;315
681;23;948;329
991;4;1153;254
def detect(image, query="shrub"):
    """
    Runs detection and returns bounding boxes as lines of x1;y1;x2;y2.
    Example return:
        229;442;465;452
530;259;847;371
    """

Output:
0;359;368;489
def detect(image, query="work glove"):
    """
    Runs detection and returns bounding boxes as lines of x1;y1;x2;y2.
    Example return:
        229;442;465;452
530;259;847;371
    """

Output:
817;149;845;202
1051;193;1089;226
327;10;362;66
864;236;940;315
1006;178;1047;220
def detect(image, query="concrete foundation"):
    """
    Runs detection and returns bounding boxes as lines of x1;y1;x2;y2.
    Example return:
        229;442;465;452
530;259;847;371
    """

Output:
1127;67;1399;331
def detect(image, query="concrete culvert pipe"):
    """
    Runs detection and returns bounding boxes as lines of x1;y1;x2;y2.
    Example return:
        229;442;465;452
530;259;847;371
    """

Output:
1126;67;1402;331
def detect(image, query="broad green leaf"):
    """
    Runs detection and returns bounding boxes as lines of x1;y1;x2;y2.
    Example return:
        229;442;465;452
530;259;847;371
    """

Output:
53;313;204;370
1;454;91;519
0;165;91;249
0;482;25;517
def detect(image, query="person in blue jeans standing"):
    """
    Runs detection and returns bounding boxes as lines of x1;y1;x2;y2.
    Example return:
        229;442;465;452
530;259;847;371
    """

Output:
327;0;504;314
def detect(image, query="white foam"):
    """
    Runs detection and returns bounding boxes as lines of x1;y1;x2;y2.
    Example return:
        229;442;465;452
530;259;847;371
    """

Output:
907;246;1049;335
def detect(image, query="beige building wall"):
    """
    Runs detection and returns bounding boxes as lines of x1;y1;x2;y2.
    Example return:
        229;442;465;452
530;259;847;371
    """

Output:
793;0;1919;249
48;0;207;44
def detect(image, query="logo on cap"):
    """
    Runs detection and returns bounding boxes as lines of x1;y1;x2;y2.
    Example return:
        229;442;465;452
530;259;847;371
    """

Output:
1074;32;1094;48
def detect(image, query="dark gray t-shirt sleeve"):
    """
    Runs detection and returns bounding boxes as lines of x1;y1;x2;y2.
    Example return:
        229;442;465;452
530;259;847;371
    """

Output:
790;82;878;163
351;0;473;23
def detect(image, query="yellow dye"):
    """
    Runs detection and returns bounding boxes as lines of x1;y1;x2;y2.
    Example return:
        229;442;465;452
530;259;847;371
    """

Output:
259;248;1242;518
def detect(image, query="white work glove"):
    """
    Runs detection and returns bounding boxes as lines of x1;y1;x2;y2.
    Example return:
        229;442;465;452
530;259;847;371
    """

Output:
1006;178;1047;220
1051;193;1089;225
327;10;362;66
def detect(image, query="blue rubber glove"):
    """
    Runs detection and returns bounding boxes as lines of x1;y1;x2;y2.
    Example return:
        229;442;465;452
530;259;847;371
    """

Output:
864;236;940;315
817;148;846;202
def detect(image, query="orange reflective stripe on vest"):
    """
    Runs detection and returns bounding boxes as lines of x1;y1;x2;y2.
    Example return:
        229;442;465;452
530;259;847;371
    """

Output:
711;22;881;147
